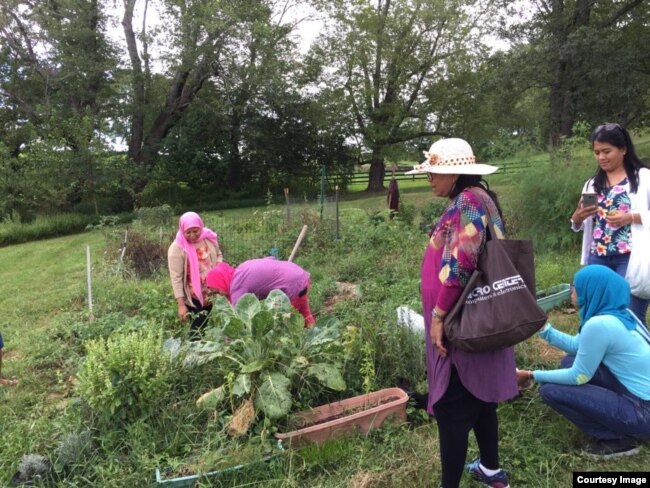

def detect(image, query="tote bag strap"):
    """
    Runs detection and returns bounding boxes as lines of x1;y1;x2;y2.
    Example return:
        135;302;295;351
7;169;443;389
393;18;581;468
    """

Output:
631;311;650;346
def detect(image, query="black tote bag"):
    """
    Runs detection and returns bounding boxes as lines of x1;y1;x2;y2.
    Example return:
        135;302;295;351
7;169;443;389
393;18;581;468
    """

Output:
443;190;547;352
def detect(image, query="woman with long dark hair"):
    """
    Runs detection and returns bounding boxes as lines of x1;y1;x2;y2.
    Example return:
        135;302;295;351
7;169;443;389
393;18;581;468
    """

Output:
406;138;517;488
570;123;650;325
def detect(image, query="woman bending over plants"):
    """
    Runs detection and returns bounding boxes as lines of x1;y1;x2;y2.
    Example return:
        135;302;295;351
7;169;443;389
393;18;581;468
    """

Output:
206;257;315;327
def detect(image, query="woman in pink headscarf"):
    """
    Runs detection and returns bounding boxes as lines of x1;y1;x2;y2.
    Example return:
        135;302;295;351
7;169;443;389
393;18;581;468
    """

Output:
168;212;223;338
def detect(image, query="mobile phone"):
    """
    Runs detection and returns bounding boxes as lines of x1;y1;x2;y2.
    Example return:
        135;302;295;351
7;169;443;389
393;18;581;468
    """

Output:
582;193;598;207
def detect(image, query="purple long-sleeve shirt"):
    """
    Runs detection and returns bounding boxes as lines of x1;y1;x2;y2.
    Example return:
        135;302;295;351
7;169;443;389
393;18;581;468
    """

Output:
422;189;518;414
230;258;310;305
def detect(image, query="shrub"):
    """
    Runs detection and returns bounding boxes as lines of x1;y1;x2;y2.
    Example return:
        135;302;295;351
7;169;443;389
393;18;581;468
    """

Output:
76;328;177;430
136;205;173;228
508;156;593;252
122;231;168;278
0;213;95;246
419;199;447;232
54;430;94;473
12;454;51;485
391;202;416;226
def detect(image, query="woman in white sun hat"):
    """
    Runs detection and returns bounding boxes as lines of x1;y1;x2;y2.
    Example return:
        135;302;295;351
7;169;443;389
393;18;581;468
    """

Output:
407;138;517;488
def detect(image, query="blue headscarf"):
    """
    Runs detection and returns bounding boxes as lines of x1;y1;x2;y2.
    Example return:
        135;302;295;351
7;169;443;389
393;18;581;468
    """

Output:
574;265;637;331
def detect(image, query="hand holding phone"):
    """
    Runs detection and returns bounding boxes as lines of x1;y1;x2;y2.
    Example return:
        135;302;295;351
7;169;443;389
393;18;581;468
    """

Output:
582;193;598;207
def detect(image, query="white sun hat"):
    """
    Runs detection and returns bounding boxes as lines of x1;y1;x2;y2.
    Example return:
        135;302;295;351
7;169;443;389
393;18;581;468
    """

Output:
405;138;499;175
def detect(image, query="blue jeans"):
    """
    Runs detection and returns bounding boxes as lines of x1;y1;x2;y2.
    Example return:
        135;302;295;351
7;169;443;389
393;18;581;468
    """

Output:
587;253;649;326
539;356;650;441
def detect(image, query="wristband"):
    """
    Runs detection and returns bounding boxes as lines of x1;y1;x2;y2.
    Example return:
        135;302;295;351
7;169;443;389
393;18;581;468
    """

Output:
432;309;444;321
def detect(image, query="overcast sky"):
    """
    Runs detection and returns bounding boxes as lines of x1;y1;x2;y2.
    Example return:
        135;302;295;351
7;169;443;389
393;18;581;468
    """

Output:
104;0;323;69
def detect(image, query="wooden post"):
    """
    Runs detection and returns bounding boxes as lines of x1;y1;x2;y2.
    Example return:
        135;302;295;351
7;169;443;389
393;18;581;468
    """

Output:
284;187;291;225
288;225;308;262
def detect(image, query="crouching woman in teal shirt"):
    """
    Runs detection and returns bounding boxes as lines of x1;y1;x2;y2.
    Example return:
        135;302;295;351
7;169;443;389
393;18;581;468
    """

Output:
517;265;650;459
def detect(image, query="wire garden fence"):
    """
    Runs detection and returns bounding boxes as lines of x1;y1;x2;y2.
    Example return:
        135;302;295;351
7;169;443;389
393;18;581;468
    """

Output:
106;189;345;279
207;189;343;265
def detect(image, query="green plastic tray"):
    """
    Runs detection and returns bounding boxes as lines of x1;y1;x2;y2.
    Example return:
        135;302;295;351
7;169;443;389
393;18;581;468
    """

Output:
536;283;571;312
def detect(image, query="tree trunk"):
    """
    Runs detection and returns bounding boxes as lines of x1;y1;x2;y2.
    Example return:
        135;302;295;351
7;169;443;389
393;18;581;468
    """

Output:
548;59;574;148
122;0;145;163
366;148;386;192
547;0;597;148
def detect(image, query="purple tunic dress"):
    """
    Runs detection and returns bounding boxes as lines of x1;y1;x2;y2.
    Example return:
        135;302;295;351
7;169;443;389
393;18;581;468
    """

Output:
422;189;518;414
230;257;310;305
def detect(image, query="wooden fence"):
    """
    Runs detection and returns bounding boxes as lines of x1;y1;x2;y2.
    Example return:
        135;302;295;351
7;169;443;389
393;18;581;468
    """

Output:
333;159;534;186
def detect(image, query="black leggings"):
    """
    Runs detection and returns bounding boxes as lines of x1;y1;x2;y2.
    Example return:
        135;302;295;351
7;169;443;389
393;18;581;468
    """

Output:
433;367;500;488
187;298;212;340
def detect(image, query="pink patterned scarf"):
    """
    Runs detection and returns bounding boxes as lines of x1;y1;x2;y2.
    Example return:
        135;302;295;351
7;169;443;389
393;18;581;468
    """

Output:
174;212;218;305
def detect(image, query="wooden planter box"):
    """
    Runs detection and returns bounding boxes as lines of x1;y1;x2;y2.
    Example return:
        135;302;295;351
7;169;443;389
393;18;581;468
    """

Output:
536;283;571;312
275;387;408;447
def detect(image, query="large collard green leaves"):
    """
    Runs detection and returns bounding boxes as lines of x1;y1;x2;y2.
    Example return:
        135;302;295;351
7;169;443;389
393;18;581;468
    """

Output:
264;289;292;313
196;386;226;410
192;291;346;430
255;372;292;419
233;374;252;397
306;363;346;391
235;293;262;326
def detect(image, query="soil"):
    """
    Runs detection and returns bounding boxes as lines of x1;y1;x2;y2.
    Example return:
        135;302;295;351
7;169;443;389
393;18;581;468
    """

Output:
4;350;22;361
323;281;361;313
292;396;400;429
534;336;566;362
349;471;385;488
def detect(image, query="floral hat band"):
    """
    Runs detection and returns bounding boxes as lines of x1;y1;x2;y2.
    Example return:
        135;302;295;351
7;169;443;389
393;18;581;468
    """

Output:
405;138;499;175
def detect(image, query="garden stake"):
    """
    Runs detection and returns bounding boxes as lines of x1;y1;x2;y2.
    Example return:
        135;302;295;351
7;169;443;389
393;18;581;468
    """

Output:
288;225;308;262
86;245;94;320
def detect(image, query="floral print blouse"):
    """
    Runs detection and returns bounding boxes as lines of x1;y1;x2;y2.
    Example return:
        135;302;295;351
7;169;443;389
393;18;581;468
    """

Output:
427;189;505;309
187;240;213;298
589;179;632;256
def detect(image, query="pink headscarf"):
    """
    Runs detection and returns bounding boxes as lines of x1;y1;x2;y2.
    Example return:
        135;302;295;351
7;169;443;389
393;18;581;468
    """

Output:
174;212;218;306
205;263;236;302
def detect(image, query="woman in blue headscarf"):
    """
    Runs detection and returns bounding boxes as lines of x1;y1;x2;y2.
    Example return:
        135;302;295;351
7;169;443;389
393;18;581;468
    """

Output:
517;265;650;459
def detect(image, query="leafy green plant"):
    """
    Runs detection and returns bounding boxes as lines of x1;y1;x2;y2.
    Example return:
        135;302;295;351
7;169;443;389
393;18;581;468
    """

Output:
392;201;416;226
184;291;346;433
419;199;447;232
76;328;178;430
85;215;121;230
359;342;376;393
